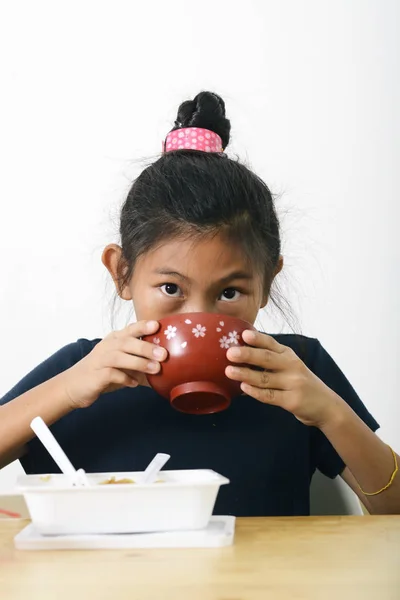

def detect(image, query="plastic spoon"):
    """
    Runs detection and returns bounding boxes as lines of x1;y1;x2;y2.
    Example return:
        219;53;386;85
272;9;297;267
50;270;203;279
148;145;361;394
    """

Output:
30;417;90;487
140;453;170;484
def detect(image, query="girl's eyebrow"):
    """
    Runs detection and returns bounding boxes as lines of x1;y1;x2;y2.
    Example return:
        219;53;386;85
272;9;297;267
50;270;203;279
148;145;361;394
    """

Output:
216;271;253;285
153;268;253;285
154;268;189;282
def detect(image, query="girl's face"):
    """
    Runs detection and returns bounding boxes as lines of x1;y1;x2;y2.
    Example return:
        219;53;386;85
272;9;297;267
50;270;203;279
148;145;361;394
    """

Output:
104;234;274;324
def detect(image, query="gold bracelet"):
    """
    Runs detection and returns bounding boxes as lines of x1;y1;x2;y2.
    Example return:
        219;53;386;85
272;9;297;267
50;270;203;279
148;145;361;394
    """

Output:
358;445;398;497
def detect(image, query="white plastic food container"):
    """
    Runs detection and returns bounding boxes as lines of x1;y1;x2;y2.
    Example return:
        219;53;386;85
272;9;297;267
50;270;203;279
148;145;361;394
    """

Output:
17;469;229;535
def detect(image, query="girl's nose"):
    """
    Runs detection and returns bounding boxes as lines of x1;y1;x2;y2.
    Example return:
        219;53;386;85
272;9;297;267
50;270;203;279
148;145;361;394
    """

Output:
181;300;217;314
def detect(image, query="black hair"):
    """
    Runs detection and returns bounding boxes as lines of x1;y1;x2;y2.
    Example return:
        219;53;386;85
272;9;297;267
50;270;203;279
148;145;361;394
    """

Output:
118;91;282;304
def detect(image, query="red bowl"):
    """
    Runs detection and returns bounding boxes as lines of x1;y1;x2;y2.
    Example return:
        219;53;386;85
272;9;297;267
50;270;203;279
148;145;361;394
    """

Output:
143;313;255;415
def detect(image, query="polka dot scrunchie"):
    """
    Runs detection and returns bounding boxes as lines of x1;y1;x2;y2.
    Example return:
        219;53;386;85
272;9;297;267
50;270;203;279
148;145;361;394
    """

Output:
163;127;223;153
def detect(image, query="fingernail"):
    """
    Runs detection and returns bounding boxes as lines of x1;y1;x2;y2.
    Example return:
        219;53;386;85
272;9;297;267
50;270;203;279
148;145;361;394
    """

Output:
244;330;256;342
153;347;165;359
229;348;241;358
147;361;159;373
146;320;158;331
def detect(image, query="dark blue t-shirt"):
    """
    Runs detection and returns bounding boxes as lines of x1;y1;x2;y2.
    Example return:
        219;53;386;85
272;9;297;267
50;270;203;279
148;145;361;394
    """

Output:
0;335;378;516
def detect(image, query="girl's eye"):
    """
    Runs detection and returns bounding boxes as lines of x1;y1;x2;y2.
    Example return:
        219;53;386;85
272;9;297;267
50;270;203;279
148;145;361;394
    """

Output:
160;283;183;298
219;288;241;302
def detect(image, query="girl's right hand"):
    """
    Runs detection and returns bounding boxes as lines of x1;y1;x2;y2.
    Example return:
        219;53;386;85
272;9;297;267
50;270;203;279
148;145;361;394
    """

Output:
63;321;167;409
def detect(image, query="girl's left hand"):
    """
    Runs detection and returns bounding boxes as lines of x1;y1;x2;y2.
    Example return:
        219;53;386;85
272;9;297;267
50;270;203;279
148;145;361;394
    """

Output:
225;330;341;428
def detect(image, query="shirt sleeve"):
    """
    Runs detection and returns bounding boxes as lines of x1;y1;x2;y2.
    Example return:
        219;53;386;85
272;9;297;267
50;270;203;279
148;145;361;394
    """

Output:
308;339;380;479
0;340;88;406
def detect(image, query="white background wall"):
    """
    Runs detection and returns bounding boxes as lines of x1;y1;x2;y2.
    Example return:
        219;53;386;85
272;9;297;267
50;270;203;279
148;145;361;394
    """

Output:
0;0;399;491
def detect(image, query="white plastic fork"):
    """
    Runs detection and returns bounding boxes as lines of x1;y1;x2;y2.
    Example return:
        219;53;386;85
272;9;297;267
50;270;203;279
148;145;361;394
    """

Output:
30;417;91;487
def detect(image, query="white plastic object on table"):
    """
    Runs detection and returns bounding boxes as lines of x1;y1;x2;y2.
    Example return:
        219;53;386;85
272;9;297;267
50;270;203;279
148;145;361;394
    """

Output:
30;417;90;487
14;516;236;550
140;453;170;483
17;469;230;535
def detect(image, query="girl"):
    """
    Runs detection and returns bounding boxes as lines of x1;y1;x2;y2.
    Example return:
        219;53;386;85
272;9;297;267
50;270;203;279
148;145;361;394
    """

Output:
0;92;399;516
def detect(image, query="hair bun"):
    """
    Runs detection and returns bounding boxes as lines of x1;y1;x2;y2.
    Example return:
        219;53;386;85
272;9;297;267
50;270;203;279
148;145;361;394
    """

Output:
173;91;231;149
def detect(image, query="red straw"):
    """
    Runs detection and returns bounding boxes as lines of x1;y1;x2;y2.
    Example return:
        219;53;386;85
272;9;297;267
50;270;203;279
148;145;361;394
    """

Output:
0;508;22;518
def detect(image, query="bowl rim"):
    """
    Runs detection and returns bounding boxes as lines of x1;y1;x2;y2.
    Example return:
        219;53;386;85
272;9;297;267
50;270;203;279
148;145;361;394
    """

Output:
152;312;254;327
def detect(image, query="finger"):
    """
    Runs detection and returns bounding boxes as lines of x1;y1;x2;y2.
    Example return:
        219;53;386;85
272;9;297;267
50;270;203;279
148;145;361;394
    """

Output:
103;350;162;375
119;336;168;362
225;366;288;390
227;345;285;371
240;382;284;406
100;368;139;389
118;320;161;339
242;330;286;353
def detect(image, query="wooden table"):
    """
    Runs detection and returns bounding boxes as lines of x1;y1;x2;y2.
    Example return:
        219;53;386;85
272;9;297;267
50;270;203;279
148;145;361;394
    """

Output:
1;516;399;600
